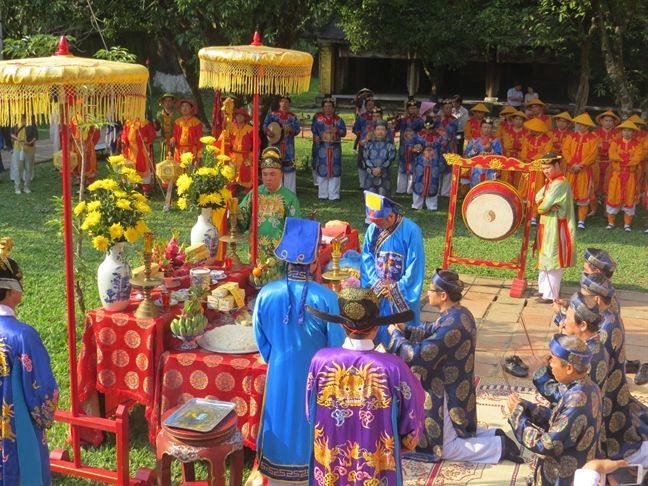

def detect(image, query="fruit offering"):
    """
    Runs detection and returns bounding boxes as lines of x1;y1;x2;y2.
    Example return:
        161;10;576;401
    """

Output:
249;254;283;288
170;286;210;337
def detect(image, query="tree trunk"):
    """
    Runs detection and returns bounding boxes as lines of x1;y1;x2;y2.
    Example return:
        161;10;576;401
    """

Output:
595;1;634;117
422;62;445;102
573;18;597;117
167;37;211;130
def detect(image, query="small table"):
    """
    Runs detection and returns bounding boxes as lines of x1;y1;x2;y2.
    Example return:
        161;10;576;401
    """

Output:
156;406;244;486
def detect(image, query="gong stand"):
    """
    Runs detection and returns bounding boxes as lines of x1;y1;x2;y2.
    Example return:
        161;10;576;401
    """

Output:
441;154;542;298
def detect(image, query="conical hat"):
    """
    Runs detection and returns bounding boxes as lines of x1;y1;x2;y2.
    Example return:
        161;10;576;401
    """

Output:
616;119;639;131
525;99;548;110
470;103;490;113
629;114;646;126
499;105;516;116
511;110;528;120
524;118;549;133
572;113;595;127
552;111;573;123
595;110;620;125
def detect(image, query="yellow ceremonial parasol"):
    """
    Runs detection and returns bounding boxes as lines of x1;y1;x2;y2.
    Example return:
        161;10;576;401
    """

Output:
198;33;314;263
0;37;151;484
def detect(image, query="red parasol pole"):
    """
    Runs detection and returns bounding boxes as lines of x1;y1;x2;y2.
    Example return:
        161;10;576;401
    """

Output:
250;32;262;264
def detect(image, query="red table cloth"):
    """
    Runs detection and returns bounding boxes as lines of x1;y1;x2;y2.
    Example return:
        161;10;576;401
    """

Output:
151;350;267;449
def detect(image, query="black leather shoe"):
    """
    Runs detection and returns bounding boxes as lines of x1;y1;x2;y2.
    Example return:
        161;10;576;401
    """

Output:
534;297;553;304
506;355;529;371
626;359;641;374
635;363;648;385
504;356;529;377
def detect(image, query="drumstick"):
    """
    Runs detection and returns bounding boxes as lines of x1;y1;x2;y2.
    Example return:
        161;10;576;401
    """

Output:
494;351;513;394
518;306;537;358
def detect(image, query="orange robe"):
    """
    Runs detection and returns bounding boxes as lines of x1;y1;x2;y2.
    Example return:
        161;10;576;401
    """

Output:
121;119;156;176
70;115;101;177
634;129;648;208
519;133;553;203
607;138;642;214
502;127;528;184
528;113;552;132
464;117;481;143
172;115;203;161
495;120;512;140
562;131;598;205
549;128;571;173
592;126;620;197
216;122;257;189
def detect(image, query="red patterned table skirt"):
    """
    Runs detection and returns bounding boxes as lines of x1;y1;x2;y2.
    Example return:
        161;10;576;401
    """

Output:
150;350;267;449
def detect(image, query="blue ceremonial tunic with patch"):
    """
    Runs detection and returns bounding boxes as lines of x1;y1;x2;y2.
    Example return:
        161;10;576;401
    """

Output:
409;131;445;197
263;110;301;172
311;114;347;178
362;138;396;197
360;214;425;345
254;269;345;481
388;304;479;461
395;115;424;175
509;377;602;486
466;136;503;186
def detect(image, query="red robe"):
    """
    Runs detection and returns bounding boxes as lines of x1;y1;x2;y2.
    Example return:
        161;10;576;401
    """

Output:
121;119;156;175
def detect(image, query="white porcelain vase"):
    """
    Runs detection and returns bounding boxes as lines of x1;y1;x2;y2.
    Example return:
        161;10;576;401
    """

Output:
191;207;220;259
97;242;132;312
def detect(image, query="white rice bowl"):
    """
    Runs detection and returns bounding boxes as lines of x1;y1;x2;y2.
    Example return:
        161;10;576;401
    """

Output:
203;325;257;351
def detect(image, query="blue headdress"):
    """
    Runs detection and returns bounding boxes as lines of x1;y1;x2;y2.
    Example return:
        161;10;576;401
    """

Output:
584;248;617;274
431;268;464;295
274;217;322;326
549;334;593;366
579;273;615;299
569;292;603;329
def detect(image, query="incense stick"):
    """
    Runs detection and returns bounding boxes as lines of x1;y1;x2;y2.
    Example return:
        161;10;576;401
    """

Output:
494;351;513;394
518;308;537;358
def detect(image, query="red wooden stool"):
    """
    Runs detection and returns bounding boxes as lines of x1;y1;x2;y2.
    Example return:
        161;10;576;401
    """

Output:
156;406;244;486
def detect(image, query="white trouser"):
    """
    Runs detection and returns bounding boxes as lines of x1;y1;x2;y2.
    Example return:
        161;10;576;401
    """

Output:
282;171;296;194
606;203;636;216
358;168;367;189
142;171;151;185
317;176;341;200
11;150;35;189
397;172;413;194
312;170;318;186
440;172;453;197
441;394;502;463
538;269;563;300
412;194;438;210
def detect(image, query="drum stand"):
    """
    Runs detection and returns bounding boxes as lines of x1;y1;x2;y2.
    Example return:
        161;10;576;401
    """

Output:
441;154;542;298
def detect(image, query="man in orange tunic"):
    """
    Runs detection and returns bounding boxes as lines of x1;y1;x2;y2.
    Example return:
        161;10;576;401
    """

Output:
628;114;648;223
121;118;157;196
216;108;257;191
525;99;552;131
562;113;598;229
171;99;202;162
606;119;643;232
70;113;101;186
495;105;517;140
520;118;554;224
549;112;573;172
591;110;621;215
501;111;528;184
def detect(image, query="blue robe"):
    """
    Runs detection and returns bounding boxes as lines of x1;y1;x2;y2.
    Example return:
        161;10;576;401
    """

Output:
509;377;602;486
437;116;459;174
410;130;445;197
360;214;425;345
311;114;347;178
395;115;424;175
598;307;648;459
465;136;503;186
263;110;301;172
389;304;479;461
254;267;345;481
310;111;323;173
362;138;396;197
0;314;59;486
357;121;393;170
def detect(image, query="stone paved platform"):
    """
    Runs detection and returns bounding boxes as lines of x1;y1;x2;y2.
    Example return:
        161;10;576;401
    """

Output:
420;274;648;394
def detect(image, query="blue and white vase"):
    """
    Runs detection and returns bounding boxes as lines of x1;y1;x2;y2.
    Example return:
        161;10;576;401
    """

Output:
97;242;132;312
191;207;220;260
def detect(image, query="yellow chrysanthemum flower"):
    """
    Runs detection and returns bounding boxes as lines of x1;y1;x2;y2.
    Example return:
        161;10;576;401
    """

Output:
220;187;232;200
207;193;222;205
197;193;210;206
205;144;218;153
109;223;125;239
221;165;235;180
124;227;139;243
85;211;102;227
87;200;101;211
131;192;147;202
87;180;104;191
196;167;218;177
107;154;125;165
121;167;137;177
128;173;143;184
176;174;193;195
216;154;231;162
92;235;110;252
115;199;132;210
180;152;194;165
177;197;188;210
134;201;151;214
74;201;86;216
199;136;216;145
135;220;149;235
114;190;128;198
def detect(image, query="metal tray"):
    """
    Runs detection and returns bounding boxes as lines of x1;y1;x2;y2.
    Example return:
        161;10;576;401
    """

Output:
164;398;236;433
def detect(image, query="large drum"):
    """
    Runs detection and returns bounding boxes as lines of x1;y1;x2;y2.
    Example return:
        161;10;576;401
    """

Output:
462;181;523;241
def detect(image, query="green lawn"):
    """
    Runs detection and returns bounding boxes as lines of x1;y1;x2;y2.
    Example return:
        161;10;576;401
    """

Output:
1;100;647;484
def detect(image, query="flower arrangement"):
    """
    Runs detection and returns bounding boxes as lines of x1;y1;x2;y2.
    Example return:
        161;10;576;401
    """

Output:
75;167;151;252
175;136;236;211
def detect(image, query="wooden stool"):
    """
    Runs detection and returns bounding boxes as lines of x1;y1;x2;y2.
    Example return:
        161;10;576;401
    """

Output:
156;407;244;486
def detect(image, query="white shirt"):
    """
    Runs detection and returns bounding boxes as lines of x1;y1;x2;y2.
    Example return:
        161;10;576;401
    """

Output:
452;106;469;132
0;304;16;317
573;469;602;486
342;337;375;351
507;88;523;106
